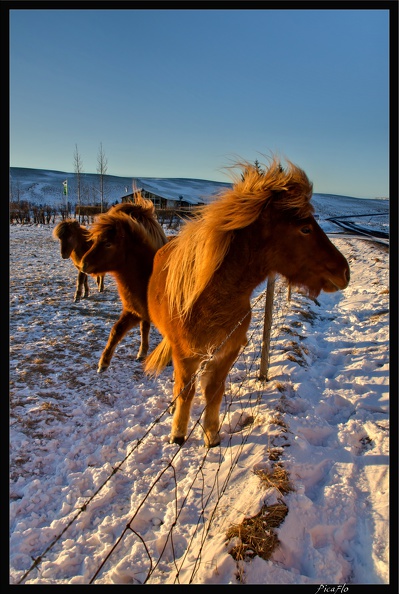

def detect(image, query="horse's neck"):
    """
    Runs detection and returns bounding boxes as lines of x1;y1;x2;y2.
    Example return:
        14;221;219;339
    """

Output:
217;227;272;295
72;241;91;263
70;250;84;267
113;252;154;300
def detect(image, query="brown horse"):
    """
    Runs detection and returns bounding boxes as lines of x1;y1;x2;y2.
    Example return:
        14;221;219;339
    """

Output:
80;196;168;372
145;157;350;448
53;219;105;302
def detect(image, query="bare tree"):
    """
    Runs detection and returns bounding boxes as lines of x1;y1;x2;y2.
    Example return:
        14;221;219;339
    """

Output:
11;180;22;206
97;142;108;213
74;144;84;223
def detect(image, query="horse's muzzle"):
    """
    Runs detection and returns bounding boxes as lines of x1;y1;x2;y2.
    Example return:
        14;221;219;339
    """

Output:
324;266;350;292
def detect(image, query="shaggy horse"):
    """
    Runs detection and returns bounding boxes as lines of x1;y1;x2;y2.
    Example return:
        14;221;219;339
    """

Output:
53;219;105;302
80;196;168;372
145;158;350;448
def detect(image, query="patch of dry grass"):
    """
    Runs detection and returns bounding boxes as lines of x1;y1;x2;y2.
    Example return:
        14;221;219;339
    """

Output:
268;416;288;432
267;447;283;461
279;326;300;336
370;309;389;320
293;308;317;323
226;504;285;561
226;464;294;563
283;340;309;366
274;381;286;393
254;463;293;496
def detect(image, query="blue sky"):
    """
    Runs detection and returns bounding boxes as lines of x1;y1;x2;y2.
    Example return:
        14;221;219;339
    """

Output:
9;7;391;198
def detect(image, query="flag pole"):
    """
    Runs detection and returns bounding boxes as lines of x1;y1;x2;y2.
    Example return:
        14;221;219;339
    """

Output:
63;180;68;215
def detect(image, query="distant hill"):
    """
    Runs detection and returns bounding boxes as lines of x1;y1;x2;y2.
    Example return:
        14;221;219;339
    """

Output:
9;167;233;206
9;167;388;219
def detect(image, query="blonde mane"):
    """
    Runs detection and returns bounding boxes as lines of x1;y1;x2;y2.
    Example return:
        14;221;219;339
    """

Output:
165;157;314;318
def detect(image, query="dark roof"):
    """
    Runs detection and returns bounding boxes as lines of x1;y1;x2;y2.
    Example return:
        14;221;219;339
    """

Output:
130;178;232;205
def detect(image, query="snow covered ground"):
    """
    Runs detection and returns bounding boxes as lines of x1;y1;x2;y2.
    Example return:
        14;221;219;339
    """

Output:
9;195;390;585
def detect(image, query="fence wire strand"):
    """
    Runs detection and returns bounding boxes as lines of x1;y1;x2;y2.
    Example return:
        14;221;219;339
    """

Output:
16;276;293;585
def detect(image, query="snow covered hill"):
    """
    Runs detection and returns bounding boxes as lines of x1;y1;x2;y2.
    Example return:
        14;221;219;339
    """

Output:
9;167;389;211
9;167;232;206
9;166;389;242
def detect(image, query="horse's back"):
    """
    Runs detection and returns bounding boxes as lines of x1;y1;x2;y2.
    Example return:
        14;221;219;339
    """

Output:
148;241;173;293
147;241;175;331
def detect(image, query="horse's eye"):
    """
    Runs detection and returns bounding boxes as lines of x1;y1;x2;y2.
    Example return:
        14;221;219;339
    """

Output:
105;242;113;248
301;226;311;235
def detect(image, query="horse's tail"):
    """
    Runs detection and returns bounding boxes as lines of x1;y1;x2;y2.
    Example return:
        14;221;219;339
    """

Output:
144;337;172;376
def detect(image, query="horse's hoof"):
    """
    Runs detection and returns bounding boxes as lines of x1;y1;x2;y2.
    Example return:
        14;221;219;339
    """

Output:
136;355;145;362
169;435;185;445
97;366;107;373
205;436;221;448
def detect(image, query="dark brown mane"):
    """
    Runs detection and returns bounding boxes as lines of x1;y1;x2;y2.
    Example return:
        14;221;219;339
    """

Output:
89;211;156;250
53;219;91;242
109;193;156;219
53;219;78;239
95;194;168;250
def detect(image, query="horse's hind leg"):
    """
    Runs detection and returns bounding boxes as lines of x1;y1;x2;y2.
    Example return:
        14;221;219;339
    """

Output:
169;358;200;445
98;311;140;372
136;319;151;361
74;271;88;302
83;275;90;298
199;346;242;448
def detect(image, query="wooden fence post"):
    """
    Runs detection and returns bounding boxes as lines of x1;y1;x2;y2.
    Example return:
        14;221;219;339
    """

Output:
258;273;276;381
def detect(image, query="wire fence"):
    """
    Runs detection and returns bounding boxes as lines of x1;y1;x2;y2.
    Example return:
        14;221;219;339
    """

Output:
16;276;294;585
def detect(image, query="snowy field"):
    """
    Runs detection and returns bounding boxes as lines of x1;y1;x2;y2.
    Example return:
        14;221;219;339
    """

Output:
9;202;390;585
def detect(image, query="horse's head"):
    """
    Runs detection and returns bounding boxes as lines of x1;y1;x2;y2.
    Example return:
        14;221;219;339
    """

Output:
260;204;350;298
53;220;81;259
80;212;157;276
226;158;349;298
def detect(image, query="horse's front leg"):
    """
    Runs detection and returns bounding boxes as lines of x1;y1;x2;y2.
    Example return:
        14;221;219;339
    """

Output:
136;319;151;361
97;311;140;372
169;357;200;445
199;345;242;448
83;275;90;298
74;271;88;302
